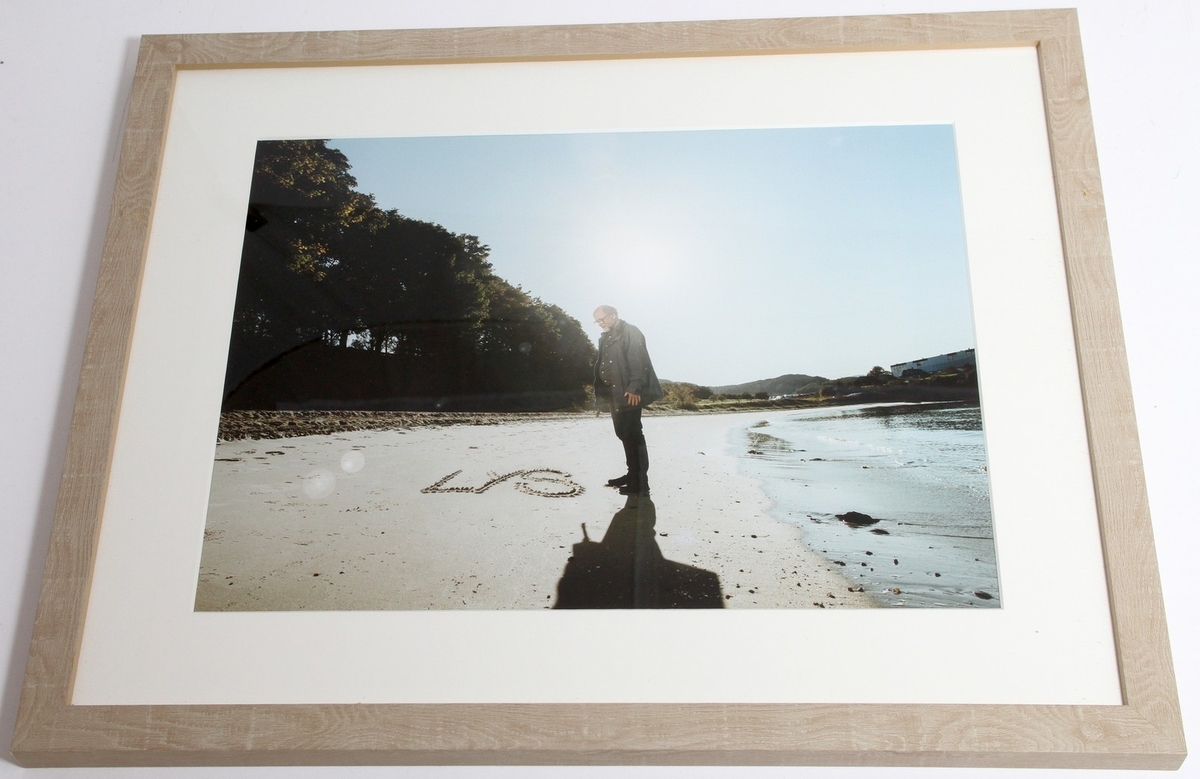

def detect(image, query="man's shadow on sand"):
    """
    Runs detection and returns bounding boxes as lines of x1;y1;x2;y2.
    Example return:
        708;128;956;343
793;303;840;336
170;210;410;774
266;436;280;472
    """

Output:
553;497;725;608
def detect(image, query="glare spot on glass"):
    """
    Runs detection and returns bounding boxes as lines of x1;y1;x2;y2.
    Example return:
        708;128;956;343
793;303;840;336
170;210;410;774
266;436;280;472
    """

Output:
341;450;365;474
303;469;336;499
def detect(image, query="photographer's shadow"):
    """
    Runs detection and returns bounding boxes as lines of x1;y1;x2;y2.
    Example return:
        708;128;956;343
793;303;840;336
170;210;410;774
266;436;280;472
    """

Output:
553;497;725;608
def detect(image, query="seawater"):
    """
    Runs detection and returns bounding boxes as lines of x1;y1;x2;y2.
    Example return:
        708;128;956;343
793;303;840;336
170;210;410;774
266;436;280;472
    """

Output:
731;402;1000;608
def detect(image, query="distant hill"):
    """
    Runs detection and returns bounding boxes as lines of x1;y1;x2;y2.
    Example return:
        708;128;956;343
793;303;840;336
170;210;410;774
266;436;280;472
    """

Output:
709;373;827;398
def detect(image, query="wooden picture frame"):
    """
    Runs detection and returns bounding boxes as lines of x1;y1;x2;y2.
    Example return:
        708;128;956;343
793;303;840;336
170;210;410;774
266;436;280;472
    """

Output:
12;9;1185;769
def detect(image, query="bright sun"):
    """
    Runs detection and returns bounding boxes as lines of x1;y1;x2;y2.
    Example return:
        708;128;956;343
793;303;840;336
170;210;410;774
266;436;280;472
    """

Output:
593;227;684;289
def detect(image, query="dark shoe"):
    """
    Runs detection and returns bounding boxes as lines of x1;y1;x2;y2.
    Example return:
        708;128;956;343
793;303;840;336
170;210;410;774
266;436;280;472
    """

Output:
619;483;649;496
606;474;630;488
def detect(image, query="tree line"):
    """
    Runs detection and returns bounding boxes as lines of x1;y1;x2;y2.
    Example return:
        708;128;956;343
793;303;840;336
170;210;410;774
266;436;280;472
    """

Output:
222;139;595;412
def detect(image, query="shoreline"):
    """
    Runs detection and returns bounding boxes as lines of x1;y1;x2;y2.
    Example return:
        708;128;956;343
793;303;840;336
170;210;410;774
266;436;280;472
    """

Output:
217;409;588;440
216;396;979;441
729;405;1000;608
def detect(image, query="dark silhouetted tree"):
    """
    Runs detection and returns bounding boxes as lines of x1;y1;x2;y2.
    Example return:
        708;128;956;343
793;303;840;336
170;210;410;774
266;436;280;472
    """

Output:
222;139;595;411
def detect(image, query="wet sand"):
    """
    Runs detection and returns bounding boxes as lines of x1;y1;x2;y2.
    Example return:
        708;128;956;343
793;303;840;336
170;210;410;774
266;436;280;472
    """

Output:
196;412;873;610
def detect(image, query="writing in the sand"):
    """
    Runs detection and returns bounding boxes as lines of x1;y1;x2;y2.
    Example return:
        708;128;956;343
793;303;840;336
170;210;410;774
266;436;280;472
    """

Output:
422;468;584;498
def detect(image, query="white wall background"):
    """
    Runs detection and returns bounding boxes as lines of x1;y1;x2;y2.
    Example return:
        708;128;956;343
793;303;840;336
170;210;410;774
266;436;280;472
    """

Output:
1;1;1195;778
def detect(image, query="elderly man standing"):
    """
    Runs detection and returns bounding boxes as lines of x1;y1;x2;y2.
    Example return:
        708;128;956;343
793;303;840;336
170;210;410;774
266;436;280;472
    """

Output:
593;305;663;496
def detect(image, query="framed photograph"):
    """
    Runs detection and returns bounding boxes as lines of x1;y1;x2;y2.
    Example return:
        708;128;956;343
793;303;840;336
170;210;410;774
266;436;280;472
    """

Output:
12;9;1185;769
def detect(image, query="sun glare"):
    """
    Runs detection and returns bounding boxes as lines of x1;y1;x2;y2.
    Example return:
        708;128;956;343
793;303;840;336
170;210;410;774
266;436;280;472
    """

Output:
593;227;685;290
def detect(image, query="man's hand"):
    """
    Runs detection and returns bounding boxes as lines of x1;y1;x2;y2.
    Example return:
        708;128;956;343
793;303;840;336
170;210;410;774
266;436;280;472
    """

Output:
624;391;642;406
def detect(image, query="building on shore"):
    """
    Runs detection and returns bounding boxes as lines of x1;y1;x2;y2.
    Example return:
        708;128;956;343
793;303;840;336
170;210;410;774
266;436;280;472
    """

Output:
890;348;976;377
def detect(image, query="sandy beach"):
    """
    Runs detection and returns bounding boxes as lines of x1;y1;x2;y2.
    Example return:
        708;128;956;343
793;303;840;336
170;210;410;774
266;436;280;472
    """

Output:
196;411;874;610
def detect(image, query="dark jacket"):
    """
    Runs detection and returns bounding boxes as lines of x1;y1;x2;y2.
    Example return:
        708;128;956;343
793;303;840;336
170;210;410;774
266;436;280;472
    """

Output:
594;319;663;409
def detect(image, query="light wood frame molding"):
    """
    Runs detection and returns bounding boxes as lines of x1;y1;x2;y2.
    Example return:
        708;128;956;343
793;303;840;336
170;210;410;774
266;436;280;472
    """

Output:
12;9;1186;769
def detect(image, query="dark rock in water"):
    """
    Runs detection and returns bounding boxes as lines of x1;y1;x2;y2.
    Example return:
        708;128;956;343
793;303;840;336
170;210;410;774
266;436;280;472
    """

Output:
836;511;879;527
870;528;890;535
973;591;995;600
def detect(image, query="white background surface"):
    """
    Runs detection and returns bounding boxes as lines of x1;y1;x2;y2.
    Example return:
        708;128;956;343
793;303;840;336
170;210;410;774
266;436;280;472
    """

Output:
1;0;1195;776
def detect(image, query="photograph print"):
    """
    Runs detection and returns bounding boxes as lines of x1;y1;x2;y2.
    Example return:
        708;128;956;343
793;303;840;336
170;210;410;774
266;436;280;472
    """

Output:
195;125;999;612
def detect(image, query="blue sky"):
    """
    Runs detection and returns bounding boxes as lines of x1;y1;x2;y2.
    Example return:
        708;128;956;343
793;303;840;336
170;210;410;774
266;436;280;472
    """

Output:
331;126;973;387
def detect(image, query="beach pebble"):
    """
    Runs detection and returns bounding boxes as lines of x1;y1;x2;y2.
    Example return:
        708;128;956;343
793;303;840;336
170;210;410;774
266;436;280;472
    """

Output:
891;587;902;594
974;591;995;600
836;511;879;527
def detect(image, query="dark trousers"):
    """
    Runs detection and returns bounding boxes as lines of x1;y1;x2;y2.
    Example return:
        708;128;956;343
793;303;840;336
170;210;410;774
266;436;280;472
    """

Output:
611;406;649;491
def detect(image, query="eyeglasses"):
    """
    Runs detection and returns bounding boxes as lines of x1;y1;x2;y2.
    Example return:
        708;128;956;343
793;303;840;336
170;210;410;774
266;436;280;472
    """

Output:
594;313;614;325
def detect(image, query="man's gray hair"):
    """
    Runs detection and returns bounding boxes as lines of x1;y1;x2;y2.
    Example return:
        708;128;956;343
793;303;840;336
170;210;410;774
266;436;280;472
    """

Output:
595;304;618;317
